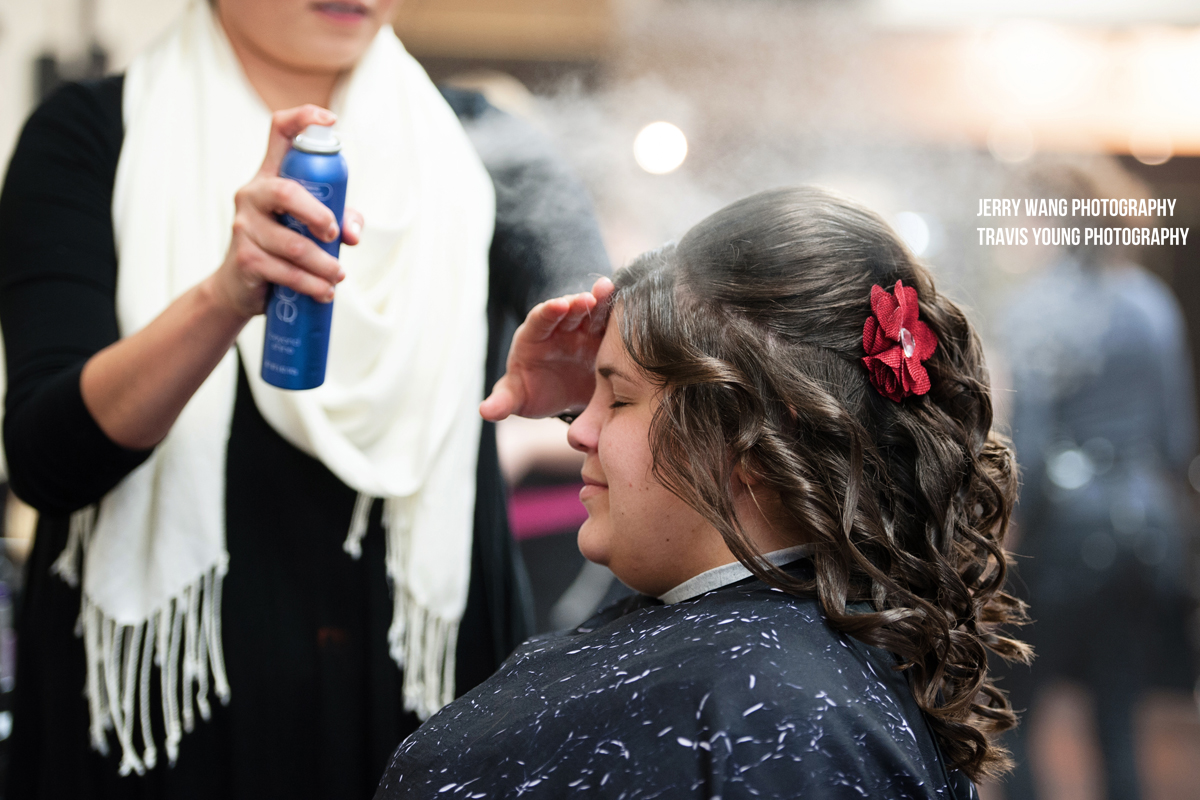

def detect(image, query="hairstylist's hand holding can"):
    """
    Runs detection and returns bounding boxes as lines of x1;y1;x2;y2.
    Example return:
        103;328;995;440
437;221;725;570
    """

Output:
209;105;362;324
79;106;364;450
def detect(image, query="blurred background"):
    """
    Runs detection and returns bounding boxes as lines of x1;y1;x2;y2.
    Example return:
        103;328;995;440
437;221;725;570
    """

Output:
2;1;1200;798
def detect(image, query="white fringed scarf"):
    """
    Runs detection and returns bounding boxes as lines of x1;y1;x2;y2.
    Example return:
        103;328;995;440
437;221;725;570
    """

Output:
50;0;493;774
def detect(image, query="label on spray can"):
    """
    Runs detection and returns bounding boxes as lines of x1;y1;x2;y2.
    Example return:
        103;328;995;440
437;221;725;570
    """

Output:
261;124;348;390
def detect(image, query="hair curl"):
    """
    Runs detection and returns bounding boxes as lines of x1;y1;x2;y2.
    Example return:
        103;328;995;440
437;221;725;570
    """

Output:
611;186;1031;782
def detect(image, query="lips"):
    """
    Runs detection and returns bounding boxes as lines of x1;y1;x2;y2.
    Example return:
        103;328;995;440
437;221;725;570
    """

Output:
579;471;607;502
311;2;369;20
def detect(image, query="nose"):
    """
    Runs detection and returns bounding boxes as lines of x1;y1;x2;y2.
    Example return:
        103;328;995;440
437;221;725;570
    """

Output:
567;400;600;454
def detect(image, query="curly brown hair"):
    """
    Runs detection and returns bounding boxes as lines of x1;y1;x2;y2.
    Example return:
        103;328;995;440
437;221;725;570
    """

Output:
611;186;1031;782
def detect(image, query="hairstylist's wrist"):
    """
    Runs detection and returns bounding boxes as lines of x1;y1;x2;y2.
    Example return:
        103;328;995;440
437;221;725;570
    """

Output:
199;271;260;330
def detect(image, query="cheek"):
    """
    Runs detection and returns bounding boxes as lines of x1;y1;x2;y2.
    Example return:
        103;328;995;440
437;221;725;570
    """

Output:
587;482;666;575
583;424;654;561
600;480;716;596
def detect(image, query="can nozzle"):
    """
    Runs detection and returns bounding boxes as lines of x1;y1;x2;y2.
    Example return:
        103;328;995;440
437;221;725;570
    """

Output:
293;124;341;154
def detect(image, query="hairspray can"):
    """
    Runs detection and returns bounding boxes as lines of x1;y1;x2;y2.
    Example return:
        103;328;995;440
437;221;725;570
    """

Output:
261;124;348;390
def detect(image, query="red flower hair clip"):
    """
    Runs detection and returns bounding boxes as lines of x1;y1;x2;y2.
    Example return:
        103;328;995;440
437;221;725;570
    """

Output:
861;280;938;402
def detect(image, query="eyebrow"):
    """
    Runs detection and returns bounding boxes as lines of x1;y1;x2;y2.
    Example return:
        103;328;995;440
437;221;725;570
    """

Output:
597;365;629;381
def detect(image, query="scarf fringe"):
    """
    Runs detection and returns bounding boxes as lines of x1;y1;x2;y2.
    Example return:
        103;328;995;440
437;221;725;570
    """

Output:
63;509;230;774
390;586;459;721
61;491;460;768
51;506;96;587
342;492;373;560
378;493;457;721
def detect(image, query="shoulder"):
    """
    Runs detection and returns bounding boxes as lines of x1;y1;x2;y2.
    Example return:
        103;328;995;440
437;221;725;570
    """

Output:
624;584;905;701
1000;264;1075;326
514;581;914;729
630;587;955;793
1108;263;1186;344
23;75;123;143
7;75;124;178
437;85;493;122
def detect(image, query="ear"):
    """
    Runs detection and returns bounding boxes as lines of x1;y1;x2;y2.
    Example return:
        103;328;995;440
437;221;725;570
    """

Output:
730;463;788;548
731;462;760;493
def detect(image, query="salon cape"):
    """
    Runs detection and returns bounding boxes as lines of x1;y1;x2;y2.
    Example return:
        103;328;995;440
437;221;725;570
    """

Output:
376;556;977;800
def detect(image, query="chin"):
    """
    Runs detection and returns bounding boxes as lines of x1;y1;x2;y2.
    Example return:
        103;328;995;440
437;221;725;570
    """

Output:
292;35;375;71
575;519;610;567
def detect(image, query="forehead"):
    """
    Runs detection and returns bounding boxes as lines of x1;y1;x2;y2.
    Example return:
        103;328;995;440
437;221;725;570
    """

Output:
596;318;622;362
596;315;638;375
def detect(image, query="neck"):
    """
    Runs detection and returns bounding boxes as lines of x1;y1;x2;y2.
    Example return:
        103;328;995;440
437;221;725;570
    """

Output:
675;495;802;590
218;12;341;111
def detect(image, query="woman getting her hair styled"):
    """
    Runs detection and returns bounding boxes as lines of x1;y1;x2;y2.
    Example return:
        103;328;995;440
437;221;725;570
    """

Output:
383;186;1031;799
0;0;607;797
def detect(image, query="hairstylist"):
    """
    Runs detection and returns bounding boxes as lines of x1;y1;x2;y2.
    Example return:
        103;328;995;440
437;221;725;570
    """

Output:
0;0;608;796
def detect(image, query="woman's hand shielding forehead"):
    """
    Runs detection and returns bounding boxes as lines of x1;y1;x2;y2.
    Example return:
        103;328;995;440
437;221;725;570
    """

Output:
480;276;615;422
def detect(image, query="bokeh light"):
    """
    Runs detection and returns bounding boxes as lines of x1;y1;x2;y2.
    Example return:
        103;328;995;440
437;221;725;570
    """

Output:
633;122;689;175
1130;126;1174;166
893;212;932;257
987;118;1036;163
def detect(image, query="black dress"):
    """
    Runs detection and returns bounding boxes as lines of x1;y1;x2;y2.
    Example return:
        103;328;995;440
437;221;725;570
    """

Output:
375;559;977;800
0;77;608;800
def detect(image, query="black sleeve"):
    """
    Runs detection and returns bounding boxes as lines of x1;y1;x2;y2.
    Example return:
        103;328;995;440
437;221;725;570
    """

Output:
0;76;153;514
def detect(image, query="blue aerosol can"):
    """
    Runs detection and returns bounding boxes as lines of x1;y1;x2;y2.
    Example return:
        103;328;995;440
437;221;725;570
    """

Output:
261;124;348;390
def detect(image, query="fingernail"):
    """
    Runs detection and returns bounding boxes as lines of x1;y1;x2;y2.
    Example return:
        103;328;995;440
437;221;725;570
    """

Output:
327;224;339;242
325;289;336;303
347;220;362;238
336;267;346;282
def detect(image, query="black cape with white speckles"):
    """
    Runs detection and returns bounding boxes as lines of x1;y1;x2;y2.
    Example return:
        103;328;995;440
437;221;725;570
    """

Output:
375;560;977;799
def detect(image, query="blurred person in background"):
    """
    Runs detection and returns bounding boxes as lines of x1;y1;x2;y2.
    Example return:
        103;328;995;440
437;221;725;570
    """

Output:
1001;159;1199;800
0;0;607;797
